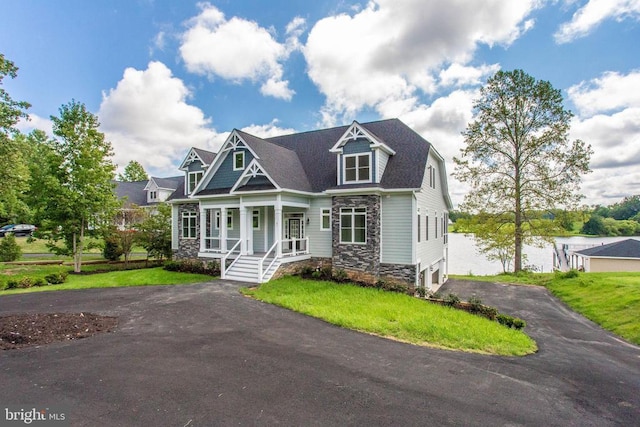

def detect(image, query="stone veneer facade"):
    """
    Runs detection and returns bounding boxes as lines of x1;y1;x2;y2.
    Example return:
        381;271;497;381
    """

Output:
174;203;200;260
332;195;382;283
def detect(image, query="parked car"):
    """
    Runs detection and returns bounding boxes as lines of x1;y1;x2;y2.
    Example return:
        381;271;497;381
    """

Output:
0;224;37;237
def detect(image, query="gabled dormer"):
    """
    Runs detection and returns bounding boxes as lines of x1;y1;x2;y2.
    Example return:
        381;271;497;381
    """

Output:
179;147;216;196
330;121;396;186
144;176;182;203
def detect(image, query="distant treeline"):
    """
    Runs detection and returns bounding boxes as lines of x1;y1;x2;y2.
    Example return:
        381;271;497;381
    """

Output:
450;195;640;237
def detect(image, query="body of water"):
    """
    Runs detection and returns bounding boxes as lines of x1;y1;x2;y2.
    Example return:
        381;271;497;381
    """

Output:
448;233;640;275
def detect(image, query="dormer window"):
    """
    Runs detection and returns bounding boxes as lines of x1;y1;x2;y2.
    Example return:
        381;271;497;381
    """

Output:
188;171;203;194
344;153;371;183
233;151;245;171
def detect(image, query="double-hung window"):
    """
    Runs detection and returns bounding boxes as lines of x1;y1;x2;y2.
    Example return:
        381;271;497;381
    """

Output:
343;153;371;183
340;207;366;244
181;211;197;239
321;208;331;231
188;171;203;194
233;151;245;171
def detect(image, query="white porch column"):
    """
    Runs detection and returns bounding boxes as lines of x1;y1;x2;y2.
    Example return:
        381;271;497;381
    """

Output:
220;207;227;252
240;208;248;255
275;207;283;257
245;207;254;255
199;208;206;253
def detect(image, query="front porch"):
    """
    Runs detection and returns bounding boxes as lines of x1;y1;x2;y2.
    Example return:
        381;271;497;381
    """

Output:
194;201;312;282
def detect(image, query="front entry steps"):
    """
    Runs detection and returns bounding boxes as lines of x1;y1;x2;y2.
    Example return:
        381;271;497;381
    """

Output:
224;255;280;283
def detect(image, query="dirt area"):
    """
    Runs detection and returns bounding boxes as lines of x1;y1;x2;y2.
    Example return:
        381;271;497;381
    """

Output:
0;313;118;350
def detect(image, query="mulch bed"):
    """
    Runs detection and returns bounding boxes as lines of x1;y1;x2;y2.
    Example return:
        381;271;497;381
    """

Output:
0;313;118;350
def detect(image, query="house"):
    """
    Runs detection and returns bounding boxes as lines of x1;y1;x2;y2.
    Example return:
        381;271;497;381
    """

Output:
571;238;640;272
114;175;184;228
168;119;453;288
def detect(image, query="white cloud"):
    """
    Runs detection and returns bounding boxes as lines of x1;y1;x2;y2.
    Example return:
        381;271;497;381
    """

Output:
241;119;296;138
179;3;297;100
98;61;218;176
438;63;501;89
555;0;640;43
567;70;640;117
304;0;539;124
17;114;54;136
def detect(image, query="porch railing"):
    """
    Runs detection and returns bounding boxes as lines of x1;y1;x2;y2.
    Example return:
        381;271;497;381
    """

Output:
203;237;239;253
281;237;309;257
221;239;242;279
259;240;279;282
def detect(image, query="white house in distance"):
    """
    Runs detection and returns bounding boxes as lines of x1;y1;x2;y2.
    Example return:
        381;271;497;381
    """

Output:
168;119;453;289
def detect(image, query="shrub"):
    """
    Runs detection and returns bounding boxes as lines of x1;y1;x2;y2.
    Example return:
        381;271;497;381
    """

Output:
45;272;68;285
512;318;526;330
6;279;19;290
0;233;22;262
33;278;48;287
496;314;514;328
444;293;461;306
163;259;219;276
332;269;348;283
311;270;322;279
416;287;427;298
557;269;579;279
103;233;123;261
300;265;315;277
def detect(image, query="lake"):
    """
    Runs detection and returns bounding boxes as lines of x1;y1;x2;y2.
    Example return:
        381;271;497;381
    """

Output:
448;233;640;275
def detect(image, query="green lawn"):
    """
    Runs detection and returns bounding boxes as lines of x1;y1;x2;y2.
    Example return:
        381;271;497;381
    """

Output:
242;277;537;356
452;271;640;345
0;266;213;295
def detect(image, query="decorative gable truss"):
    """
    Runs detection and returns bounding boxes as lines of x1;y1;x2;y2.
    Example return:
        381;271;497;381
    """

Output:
230;159;279;193
330;121;396;185
191;130;261;196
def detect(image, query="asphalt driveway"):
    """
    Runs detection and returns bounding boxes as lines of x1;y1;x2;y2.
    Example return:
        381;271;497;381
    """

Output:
1;279;639;426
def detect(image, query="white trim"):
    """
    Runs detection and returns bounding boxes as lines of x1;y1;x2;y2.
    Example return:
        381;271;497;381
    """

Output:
343;152;372;184
339;207;367;244
181;210;198;239
179;147;208;171
233;151;245;171
320;208;331;231
187;170;204;195
230;159;281;193
252;208;261;230
330;121;396;155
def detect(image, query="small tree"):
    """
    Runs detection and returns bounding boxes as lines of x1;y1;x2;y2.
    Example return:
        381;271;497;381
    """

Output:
137;203;173;260
38;100;120;273
118;160;148;182
454;69;592;272
0;233;22;262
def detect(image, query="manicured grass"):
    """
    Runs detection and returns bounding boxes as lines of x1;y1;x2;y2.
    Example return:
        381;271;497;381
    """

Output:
0;267;213;295
452;272;640;345
242;277;537;356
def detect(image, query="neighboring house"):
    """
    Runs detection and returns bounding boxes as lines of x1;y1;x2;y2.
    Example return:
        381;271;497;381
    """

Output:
168;119;453;288
114;175;184;228
571;238;640;272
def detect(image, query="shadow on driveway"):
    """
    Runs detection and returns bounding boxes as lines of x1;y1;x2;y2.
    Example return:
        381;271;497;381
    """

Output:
1;279;639;426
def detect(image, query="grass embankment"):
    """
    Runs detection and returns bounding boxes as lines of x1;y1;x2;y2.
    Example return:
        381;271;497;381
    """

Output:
242;276;537;356
13;236;147;260
452;271;640;346
0;265;213;296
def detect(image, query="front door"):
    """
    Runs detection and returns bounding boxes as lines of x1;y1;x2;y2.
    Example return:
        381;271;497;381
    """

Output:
288;218;301;251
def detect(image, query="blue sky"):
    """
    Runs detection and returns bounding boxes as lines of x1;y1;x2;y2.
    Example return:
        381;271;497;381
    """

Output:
2;0;640;207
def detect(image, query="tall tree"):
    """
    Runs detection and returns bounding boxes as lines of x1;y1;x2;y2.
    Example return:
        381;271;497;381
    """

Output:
0;54;31;223
41;100;119;272
118;160;148;182
454;69;592;272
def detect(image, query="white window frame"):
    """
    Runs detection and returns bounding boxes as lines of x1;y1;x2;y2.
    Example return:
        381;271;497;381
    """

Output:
181;211;197;239
343;153;372;184
252;209;261;230
227;210;234;230
149;190;157;201
339;207;367;244
233;151;245;171
214;211;221;229
188;171;203;194
320;208;331;231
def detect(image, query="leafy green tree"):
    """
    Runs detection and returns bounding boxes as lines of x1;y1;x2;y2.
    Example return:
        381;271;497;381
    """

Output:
136;203;172;260
581;215;606;235
38;100;120;272
118;160;148;182
0;54;31;223
454;69;592;272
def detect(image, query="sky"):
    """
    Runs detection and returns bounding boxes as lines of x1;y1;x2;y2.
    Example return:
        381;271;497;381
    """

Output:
2;0;640;208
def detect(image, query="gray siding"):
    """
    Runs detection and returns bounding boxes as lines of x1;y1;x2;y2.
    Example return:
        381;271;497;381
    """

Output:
381;194;413;264
342;139;372;154
306;197;332;258
206;149;254;190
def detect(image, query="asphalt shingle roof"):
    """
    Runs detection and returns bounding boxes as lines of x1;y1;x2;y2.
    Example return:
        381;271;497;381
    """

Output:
576;239;640;259
115;180;148;207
